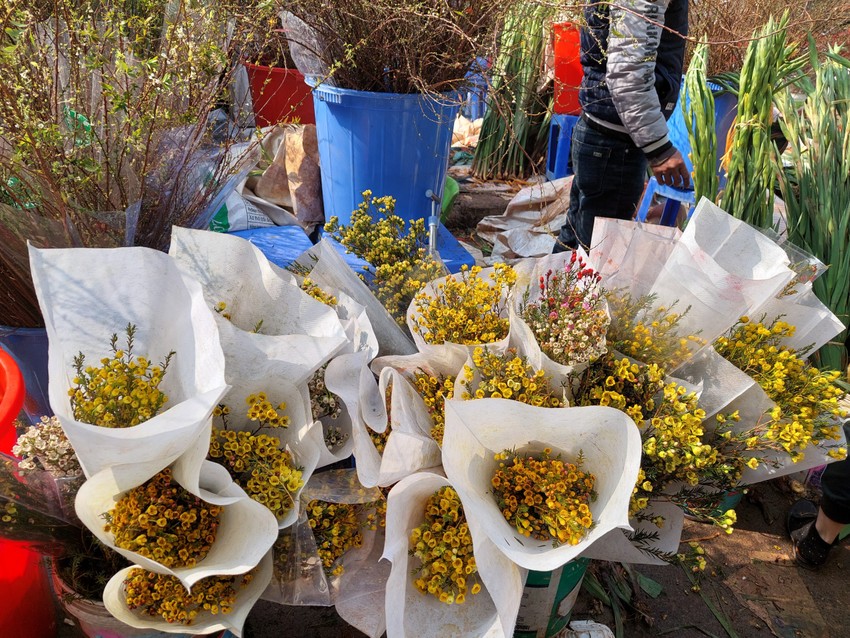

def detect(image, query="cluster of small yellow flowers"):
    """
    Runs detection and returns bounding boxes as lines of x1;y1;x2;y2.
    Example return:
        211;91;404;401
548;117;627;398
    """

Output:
491;449;596;546
123;568;254;624
412;370;456;445
459;347;564;408
210;396;303;521
1;500;17;524
410;486;482;605
573;354;742;516
214;302;264;334
69;324;174;428
300;278;338;307
104;468;221;568
676;542;708;587
412;263;516;345
605;292;704;368
325;191;444;327
520;252;610;367
307;500;364;577
715;316;847;461
309;364;343;422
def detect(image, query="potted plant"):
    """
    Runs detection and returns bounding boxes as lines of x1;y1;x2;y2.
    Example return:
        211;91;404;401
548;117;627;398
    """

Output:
281;0;507;225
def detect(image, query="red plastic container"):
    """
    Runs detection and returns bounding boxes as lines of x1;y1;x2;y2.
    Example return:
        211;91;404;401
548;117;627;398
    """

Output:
0;348;57;638
553;22;583;115
244;62;315;127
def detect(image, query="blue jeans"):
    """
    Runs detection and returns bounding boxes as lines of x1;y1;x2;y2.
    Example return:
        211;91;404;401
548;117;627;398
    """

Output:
554;117;647;251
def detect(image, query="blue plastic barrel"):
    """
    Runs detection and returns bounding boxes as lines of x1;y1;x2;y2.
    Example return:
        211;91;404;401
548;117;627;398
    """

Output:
310;82;460;225
0;325;51;425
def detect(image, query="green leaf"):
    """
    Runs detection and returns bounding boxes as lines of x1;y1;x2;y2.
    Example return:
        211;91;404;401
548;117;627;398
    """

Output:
636;571;663;599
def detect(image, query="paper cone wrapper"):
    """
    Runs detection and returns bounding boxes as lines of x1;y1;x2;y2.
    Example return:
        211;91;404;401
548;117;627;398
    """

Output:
442;399;641;571
406;267;512;362
294;239;416;356
646;200;795;356
383;472;524;638
580;499;684;565
169;227;349;388
103;551;272;637
589;218;681;298
76;459;279;590
29;245;229;479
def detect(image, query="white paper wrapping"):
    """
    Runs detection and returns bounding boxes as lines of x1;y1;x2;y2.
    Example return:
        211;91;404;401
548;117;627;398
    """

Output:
29;245;229;479
646;199;795;353
579;500;685;565
383;472;525;638
442;399;642;572
169;227;348;389
406;266;512;362
102;551;272;637
589;218;681;298
295;239;417;356
76;458;279;590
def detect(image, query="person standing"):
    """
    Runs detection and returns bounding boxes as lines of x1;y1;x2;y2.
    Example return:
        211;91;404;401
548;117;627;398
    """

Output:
555;0;691;252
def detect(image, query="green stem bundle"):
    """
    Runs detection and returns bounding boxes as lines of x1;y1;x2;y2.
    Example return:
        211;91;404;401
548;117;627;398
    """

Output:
683;39;718;206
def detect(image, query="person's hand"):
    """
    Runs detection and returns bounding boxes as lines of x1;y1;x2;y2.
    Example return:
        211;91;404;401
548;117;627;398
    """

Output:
651;150;691;189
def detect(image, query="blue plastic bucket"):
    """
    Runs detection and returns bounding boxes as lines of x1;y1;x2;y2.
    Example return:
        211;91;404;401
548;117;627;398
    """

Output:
0;325;51;425
311;82;460;225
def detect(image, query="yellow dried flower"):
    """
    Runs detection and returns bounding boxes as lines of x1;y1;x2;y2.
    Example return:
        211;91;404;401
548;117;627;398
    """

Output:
69;324;174;428
410;486;481;605
459;347;564;408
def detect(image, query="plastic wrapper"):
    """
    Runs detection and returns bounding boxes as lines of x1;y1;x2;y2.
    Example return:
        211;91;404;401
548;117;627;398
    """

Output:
212;377;324;530
383;472;525;638
76;457;279;591
29;245;229;479
263;469;387;630
295;239;416;356
169;227;348;389
508;250;608;396
442;399;642;572
579;499;684;566
279;11;329;81
588;218;681;298
644;199;795;356
103;551;272;637
406;266;512;361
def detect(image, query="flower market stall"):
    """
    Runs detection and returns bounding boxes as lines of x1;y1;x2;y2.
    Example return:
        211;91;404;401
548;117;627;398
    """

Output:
1;2;849;638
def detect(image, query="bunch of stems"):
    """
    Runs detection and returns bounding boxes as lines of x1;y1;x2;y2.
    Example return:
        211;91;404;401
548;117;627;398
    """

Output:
776;45;850;370
719;12;806;229
683;39;718;206
472;1;556;180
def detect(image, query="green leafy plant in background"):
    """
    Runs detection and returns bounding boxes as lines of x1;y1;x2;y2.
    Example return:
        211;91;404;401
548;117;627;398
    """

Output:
683;38;719;206
472;1;557;180
776;44;850;370
718;12;806;229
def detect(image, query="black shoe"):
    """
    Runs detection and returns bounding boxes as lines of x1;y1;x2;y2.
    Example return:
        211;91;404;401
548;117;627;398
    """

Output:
791;521;833;570
786;499;818;537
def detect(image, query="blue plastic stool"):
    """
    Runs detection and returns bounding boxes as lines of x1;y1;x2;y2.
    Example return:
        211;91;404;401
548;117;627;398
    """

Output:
635;178;697;226
546;113;580;181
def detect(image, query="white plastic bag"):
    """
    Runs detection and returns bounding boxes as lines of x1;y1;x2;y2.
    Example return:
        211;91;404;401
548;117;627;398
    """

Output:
383;472;525;638
29;245;229;479
442;399;642;572
103;551;272;637
76;458;279;590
